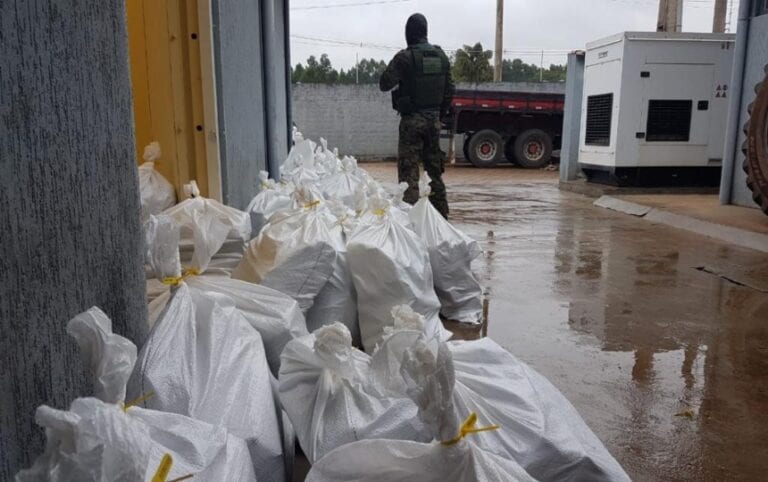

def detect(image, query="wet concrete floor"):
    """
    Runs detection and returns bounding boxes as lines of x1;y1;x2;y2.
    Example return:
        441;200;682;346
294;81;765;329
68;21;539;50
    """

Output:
367;163;768;481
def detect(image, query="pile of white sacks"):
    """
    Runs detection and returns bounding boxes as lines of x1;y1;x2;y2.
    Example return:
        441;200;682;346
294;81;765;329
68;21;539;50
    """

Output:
19;135;629;481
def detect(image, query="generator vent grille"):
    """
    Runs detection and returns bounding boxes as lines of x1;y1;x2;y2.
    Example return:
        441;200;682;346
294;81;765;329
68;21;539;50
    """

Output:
646;100;692;142
585;94;613;146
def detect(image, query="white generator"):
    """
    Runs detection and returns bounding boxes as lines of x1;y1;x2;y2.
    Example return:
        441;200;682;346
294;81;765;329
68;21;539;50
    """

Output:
578;32;735;186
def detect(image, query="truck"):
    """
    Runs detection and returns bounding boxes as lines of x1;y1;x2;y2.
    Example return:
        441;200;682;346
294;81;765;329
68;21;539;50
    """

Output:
443;88;565;168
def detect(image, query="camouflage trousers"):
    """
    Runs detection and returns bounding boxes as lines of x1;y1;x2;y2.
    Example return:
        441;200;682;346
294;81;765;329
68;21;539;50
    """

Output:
398;112;449;218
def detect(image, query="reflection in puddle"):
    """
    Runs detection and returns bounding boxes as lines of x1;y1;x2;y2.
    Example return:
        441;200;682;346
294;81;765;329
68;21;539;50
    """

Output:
450;180;768;481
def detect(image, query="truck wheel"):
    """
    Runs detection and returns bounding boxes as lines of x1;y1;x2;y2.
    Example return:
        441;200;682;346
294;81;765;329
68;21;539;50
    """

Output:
504;137;517;164
743;65;768;215
514;129;553;169
467;129;503;167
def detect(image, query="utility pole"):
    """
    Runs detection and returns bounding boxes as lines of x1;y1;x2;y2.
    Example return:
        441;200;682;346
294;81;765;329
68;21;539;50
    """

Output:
356;52;359;84
494;0;503;82
657;0;683;32
713;0;727;33
540;50;544;83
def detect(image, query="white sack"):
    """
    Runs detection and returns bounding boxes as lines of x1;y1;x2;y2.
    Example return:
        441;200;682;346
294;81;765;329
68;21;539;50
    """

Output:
247;170;293;237
357;180;412;228
164;183;251;243
138;142;175;219
313;138;341;178
17;307;256;482
129;284;285;482
17;399;258;482
410;177;483;323
135;217;288;481
316;156;368;210
370;326;630;482
305;201;359;344
162;186;250;275
307;333;534;482
285;143;322;185
66;308;137;404
278;323;427;464
347;196;448;352
146;214;306;375
283;137;316;174
233;200;337;313
450;338;630;481
386;180;414;216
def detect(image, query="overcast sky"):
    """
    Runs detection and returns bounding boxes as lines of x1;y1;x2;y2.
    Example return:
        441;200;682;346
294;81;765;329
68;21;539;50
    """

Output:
290;0;739;69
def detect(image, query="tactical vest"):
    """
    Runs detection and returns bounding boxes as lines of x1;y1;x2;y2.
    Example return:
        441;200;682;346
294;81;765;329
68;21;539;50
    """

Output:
395;43;449;113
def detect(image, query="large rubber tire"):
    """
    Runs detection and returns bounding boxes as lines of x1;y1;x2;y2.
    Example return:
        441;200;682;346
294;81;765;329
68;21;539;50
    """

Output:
743;65;768;215
504;137;517;164
467;129;503;167
514;129;553;169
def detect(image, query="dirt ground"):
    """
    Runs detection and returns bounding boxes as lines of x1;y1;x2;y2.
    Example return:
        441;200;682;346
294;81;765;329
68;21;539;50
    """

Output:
364;162;768;482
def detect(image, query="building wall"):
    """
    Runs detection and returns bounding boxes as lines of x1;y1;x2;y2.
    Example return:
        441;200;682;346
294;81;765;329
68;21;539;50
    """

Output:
560;53;586;181
212;0;268;210
291;82;566;159
730;11;768;208
0;0;147;477
212;0;291;210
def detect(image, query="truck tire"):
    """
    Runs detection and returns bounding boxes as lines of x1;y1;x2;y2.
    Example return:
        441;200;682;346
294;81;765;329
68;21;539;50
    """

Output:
467;129;503;167
743;65;768;215
514;129;553;169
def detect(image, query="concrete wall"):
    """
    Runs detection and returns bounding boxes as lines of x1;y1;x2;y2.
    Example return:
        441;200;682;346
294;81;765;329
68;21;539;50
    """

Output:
212;0;291;210
291;82;566;159
730;11;768;208
0;1;147;477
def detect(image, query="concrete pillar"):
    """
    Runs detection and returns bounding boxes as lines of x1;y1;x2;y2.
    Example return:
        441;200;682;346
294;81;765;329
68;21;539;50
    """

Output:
0;0;148;477
494;0;504;82
657;0;684;32
560;51;586;182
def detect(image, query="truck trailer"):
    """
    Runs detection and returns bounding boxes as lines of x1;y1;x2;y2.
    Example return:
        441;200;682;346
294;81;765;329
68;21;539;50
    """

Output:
444;88;565;168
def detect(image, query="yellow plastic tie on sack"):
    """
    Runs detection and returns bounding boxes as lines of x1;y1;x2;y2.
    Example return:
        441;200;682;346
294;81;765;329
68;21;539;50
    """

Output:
440;412;500;446
150;455;192;482
122;391;155;412
151;454;173;482
304;200;321;209
161;268;200;286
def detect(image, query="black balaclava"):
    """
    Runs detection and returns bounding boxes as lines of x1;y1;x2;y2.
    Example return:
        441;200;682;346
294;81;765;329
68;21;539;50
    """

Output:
405;13;428;46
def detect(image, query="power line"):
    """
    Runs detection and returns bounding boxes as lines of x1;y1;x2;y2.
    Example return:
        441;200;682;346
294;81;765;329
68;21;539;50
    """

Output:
291;0;410;11
291;34;570;55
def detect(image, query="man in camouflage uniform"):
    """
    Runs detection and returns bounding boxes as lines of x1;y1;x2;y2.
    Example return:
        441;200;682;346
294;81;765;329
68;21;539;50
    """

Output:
379;13;454;218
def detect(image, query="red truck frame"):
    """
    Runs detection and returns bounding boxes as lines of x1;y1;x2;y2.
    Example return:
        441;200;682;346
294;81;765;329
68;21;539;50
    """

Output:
443;89;565;168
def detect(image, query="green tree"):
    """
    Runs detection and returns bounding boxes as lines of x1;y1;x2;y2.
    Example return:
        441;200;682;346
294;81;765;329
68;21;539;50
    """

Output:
292;63;305;83
502;58;537;82
542;63;566;82
452;43;493;83
501;58;567;83
291;54;389;84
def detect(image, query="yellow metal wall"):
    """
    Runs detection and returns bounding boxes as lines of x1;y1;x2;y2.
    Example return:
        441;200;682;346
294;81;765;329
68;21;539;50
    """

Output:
126;0;208;197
